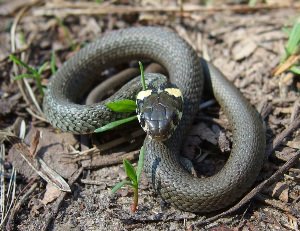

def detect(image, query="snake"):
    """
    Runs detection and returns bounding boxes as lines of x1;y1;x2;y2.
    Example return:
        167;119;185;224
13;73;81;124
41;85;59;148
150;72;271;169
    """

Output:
43;27;266;212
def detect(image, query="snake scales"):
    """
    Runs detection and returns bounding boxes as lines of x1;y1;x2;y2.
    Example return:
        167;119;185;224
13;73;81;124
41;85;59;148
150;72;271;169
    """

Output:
43;27;266;212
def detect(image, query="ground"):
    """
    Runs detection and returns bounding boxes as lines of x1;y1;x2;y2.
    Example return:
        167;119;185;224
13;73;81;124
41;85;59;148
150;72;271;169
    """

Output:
0;0;300;231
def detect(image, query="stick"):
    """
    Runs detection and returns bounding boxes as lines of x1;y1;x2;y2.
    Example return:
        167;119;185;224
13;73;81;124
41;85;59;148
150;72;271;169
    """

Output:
42;167;84;231
267;115;300;157
33;3;300;17
191;151;300;228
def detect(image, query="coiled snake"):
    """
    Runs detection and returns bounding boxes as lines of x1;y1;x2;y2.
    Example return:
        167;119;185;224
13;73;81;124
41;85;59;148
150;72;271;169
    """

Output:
43;27;266;212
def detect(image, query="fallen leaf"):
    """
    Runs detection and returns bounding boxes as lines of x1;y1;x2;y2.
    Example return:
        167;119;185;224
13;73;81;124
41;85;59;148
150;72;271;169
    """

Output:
287;214;299;230
29;130;40;157
266;182;289;203
232;38;257;61
189;123;218;145
41;183;62;205
8;127;78;184
286;136;300;149
0;98;18;115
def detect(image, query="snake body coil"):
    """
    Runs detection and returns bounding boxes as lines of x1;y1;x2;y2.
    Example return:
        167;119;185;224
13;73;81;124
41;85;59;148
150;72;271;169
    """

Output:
43;27;266;212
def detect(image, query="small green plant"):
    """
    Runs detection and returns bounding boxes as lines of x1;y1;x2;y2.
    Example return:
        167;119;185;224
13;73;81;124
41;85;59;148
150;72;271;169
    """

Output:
138;61;147;90
248;0;258;7
95;62;147;212
94;115;137;133
51;50;57;75
106;99;137;113
94;62;146;133
282;20;300;74
9;54;47;96
274;20;300;76
111;146;145;212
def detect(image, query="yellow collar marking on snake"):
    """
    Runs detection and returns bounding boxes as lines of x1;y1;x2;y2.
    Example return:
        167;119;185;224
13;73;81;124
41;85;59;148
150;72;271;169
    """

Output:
164;88;183;99
136;89;152;100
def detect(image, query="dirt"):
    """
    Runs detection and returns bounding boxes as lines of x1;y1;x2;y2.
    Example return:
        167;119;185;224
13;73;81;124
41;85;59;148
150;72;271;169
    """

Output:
0;1;300;230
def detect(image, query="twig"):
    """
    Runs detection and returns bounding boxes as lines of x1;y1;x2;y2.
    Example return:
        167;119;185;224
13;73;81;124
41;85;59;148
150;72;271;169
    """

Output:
255;193;298;215
98;129;144;152
0;0;41;16
0;144;6;223
0;166;16;229
33;2;300;17
190;151;300;228
5;180;38;231
266;115;300;156
23;79;44;115
10;6;45;119
29;130;40;157
25;108;48;122
237;203;252;229
42;167;84;231
0;46;29;64
272;54;300;76
10;7;31;103
81;179;110;186
82;150;140;169
7;134;71;192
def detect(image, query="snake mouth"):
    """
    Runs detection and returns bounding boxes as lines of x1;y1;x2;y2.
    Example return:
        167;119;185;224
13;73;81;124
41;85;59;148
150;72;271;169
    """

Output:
149;134;170;141
146;120;173;141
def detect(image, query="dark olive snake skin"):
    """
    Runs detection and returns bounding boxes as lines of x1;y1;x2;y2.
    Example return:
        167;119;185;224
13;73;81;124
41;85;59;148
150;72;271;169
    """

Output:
43;27;266;212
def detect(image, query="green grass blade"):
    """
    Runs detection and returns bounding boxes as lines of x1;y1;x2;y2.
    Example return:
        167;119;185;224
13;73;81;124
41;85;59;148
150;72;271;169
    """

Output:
13;73;34;80
35;79;45;96
51;50;57;74
290;65;300;75
286;22;300;55
136;146;145;182
94;115;137;133
248;0;257;7
9;54;35;73
111;179;132;194
38;62;48;75
123;159;137;185
106;99;136;112
138;61;147;90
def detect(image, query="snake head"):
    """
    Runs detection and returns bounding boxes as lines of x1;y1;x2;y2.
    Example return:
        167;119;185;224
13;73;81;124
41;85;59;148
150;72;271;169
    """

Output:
136;87;183;141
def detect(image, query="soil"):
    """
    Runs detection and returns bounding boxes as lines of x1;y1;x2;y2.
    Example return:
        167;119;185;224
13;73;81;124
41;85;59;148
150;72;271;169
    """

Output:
0;1;299;230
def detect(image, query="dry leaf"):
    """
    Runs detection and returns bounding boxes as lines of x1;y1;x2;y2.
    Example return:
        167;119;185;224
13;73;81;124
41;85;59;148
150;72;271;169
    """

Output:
7;127;77;191
272;54;300;76
41;183;62;205
232;38;257;61
29;130;40;157
286;136;300;149
189;123;218;145
287;214;299;230
267;182;289;203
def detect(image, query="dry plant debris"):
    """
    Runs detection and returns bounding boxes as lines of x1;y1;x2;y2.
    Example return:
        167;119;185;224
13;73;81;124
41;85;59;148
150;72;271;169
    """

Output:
0;0;299;230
